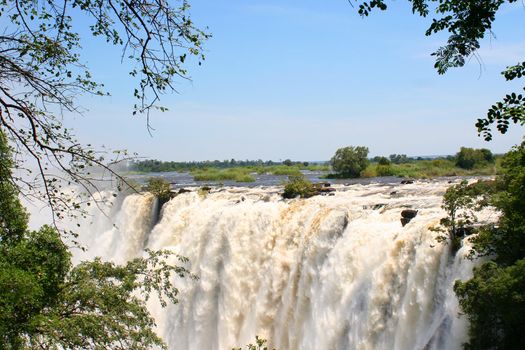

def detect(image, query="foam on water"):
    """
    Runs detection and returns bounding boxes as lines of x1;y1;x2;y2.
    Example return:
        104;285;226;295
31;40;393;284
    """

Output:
62;180;485;350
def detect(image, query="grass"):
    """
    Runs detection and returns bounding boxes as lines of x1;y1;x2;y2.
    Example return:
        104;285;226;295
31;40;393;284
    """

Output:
191;168;256;182
132;159;498;182
189;164;330;182
324;158;501;179
363;159;499;179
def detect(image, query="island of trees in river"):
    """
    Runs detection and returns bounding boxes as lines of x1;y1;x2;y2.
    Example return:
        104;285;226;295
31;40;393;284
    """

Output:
128;146;500;183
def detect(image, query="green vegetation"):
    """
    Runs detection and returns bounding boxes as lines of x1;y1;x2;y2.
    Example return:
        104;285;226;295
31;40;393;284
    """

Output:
282;176;317;199
357;2;525;348
145;177;172;201
137;149;500;182
0;131;192;349
281;175;335;199
361;158;499;179
432;180;495;250
186;164;330;183
0;0;209;217
191;168;256;183
329;146;370;178
233;336;275;350
455;147;494;170
434;142;525;349
129;159;329;174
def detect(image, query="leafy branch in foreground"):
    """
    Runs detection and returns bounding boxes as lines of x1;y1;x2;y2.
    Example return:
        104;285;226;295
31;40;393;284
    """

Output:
0;0;209;224
454;142;525;350
0;130;194;349
354;0;524;140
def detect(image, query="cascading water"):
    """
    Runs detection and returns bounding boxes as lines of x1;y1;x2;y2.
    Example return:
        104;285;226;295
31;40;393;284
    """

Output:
60;180;489;350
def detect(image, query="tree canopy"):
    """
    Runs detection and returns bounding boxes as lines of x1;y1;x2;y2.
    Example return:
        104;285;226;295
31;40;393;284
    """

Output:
330;146;369;178
0;129;193;349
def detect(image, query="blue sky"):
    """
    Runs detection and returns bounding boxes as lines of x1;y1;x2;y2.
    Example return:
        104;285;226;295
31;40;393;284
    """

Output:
66;0;525;161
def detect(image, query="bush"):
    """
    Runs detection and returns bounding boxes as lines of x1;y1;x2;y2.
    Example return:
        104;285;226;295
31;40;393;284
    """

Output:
374;156;391;165
330;146;369;178
145;177;171;200
376;164;394;176
455;147;494;169
282;176;316;199
389;154;409;164
191;169;256;182
283;159;293;166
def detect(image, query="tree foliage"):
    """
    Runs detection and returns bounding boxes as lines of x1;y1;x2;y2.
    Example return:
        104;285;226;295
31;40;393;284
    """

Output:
454;259;525;350
232;336;276;350
435;141;525;349
0;0;209;219
330;146;369;177
0;129;193;349
455;147;494;169
355;0;524;139
145;176;172;201
433;179;495;249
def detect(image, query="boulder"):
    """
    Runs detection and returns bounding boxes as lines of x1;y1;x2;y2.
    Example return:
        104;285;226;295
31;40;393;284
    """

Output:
178;188;191;194
401;209;418;226
401;180;414;185
401;209;418;219
317;187;336;193
401;218;412;227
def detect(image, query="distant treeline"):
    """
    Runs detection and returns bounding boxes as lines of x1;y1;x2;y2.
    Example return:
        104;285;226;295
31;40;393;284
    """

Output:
371;154;453;164
130;149;497;174
129;159;317;173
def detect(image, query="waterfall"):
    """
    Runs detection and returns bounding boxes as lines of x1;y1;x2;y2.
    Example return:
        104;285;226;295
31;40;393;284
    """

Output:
65;180;485;350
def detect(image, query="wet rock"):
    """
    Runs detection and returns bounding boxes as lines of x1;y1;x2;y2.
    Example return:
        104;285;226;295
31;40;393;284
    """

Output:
390;191;397;196
401;218;412;227
317;187;336;193
401;180;414;185
372;203;387;210
178;188;191;194
401;209;418;218
200;186;212;192
401;209;418;226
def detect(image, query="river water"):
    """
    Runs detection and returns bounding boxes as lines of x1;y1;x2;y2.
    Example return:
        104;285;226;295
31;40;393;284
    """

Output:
125;170;408;188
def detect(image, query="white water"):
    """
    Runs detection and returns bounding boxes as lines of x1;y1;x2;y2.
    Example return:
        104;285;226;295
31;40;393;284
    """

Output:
58;180;489;350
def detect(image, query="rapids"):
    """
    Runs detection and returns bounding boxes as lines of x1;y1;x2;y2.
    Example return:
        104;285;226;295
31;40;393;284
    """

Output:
66;180;490;350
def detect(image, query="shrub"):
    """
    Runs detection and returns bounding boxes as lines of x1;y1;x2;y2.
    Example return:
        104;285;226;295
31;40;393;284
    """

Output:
330;146;369;178
389;154;409;164
455;147;494;169
376;164;394;176
282;176;316;199
375;156;391;165
145;177;171;201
